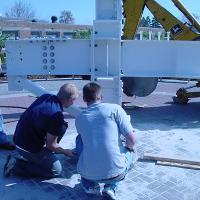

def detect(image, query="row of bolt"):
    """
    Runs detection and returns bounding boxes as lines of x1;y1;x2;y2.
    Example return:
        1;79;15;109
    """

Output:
42;45;56;70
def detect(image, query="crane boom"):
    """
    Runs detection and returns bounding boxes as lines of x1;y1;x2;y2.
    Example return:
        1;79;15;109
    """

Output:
123;0;200;40
171;0;200;33
122;0;146;39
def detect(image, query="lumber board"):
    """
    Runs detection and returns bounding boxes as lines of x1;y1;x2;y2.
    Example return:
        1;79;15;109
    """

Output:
157;161;200;170
122;102;146;109
143;153;200;166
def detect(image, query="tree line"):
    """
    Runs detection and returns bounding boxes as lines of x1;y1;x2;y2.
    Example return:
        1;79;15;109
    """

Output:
139;16;162;28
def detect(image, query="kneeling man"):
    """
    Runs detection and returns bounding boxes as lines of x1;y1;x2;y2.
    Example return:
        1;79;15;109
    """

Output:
4;83;79;178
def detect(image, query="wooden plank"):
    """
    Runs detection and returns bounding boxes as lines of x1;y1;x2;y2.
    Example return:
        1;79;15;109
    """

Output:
143;153;200;166
122;102;146;109
157;161;200;170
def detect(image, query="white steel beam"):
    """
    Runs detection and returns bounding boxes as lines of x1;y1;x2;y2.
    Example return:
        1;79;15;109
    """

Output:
6;39;91;76
122;40;200;78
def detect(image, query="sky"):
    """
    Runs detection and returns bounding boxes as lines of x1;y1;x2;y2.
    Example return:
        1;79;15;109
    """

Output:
0;0;199;25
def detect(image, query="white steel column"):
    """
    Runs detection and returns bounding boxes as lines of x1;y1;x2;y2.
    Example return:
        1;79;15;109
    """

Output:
94;0;123;104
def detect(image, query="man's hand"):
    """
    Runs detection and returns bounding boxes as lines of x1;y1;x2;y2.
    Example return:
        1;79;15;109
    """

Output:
125;131;136;150
64;149;77;158
46;133;76;157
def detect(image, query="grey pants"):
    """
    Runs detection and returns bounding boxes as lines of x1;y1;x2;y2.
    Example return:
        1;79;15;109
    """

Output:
15;147;62;178
13;123;67;178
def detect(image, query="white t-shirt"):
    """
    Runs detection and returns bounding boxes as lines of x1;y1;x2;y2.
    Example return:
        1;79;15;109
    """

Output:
75;103;133;180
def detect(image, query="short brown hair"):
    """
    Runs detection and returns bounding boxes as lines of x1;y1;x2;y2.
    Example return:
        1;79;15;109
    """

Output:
83;82;101;103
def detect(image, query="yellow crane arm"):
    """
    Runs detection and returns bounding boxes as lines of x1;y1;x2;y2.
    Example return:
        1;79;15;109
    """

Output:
171;0;200;33
122;0;146;39
123;0;200;41
146;0;200;40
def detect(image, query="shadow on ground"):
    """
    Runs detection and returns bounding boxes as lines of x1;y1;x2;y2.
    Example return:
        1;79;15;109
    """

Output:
127;101;200;131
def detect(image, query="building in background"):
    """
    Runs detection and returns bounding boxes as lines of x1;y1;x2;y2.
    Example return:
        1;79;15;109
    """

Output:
0;17;92;39
0;17;168;40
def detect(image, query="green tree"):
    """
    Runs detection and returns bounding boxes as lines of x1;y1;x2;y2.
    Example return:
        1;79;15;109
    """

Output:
139;16;152;27
0;33;4;49
73;29;91;39
145;16;151;27
0;32;10;63
151;17;162;28
139;17;146;27
142;31;149;40
51;16;58;23
0;32;5;64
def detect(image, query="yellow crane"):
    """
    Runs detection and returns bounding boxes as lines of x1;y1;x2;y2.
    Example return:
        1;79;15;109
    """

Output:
122;0;200;104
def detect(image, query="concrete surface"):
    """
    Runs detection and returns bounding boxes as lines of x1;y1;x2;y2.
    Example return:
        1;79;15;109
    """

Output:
0;79;200;200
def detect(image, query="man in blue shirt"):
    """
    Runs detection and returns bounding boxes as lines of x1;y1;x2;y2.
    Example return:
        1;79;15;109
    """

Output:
75;82;137;200
4;83;79;178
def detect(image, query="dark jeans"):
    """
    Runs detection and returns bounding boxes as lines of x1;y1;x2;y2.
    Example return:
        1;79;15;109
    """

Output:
14;123;67;178
15;147;62;178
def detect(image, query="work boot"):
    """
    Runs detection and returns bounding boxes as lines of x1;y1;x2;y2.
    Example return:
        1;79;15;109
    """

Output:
81;183;101;195
102;187;117;200
3;154;16;177
4;154;29;177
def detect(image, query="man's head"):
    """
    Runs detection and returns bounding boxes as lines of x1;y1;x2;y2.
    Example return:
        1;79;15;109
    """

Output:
57;83;79;107
83;82;102;104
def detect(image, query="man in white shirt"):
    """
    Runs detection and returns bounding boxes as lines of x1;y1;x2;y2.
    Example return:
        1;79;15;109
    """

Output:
75;82;137;200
